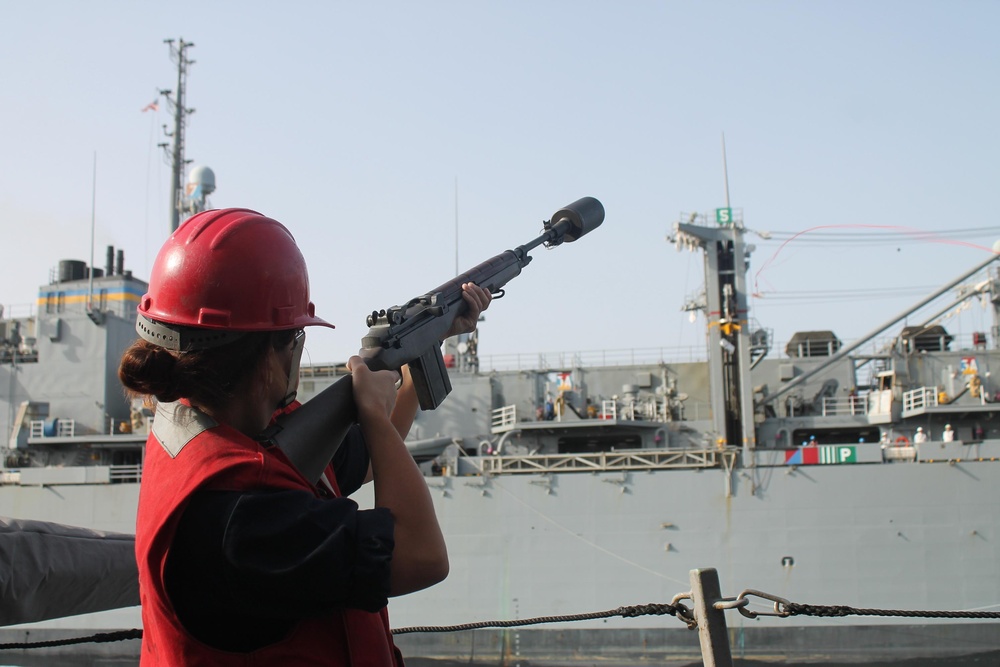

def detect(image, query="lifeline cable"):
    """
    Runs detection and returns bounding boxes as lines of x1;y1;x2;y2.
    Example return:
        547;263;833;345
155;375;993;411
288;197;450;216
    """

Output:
0;604;682;650
391;602;681;635
0;629;142;650
786;603;1000;620
4;599;1000;650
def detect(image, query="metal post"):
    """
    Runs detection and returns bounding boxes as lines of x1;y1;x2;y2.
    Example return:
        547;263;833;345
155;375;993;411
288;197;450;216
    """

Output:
690;568;734;667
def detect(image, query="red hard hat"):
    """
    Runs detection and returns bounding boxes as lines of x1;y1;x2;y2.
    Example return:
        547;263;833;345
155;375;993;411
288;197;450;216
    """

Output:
136;208;333;350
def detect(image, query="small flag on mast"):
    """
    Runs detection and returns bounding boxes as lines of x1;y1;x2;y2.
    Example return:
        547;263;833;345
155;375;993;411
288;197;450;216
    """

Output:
141;98;159;113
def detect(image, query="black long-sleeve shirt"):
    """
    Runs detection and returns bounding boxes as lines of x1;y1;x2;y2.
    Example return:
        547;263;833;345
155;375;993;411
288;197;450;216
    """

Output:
164;426;394;652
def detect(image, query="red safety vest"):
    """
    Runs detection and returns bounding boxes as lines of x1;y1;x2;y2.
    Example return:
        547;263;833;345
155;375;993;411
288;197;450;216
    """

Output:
136;401;403;667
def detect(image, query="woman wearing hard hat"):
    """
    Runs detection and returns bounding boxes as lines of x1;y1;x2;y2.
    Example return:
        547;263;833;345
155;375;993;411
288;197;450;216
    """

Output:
119;208;490;666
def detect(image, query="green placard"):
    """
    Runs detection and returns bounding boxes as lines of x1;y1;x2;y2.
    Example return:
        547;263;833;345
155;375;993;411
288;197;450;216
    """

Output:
715;207;732;225
820;445;857;464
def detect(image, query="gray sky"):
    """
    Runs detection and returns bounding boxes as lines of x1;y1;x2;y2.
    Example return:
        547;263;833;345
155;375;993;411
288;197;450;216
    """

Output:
2;1;998;366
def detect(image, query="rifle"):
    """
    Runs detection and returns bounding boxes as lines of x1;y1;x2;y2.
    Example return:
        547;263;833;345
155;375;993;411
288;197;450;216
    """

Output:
264;196;604;483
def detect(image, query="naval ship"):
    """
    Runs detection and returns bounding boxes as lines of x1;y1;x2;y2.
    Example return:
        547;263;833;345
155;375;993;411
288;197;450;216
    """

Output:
3;204;1000;665
2;41;1000;666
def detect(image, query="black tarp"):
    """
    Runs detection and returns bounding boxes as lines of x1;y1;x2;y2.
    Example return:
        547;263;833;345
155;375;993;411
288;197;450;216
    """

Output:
0;517;139;626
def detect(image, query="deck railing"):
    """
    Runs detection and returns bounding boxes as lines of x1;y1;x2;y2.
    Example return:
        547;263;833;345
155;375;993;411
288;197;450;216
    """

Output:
821;395;869;416
491;405;517;433
902;387;939;414
28;418;76;438
308;332;998;375
478;448;738;475
109;465;142;483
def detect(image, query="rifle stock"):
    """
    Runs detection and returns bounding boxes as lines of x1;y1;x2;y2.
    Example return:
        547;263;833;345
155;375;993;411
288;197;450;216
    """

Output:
265;196;604;483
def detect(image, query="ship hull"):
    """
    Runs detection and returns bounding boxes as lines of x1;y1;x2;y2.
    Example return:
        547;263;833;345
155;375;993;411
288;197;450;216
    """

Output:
2;456;998;665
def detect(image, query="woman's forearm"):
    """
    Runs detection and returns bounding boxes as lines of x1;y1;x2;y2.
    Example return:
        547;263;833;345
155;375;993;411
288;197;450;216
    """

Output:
360;414;448;596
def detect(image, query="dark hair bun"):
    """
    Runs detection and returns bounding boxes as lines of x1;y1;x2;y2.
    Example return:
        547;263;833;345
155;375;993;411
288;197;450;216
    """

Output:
119;342;182;403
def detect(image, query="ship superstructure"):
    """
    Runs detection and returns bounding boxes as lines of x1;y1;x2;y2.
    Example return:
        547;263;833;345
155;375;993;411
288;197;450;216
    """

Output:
2;248;148;476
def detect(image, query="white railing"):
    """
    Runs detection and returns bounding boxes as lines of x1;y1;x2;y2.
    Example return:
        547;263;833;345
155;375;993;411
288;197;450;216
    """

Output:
903;387;938;413
491;405;517;433
821;395;869;416
479;448;738;475
28;418;76;438
297;332;1000;381
109;465;143;482
478;346;707;372
469;333;1000;373
0;303;37;319
58;419;76;437
492;396;688;430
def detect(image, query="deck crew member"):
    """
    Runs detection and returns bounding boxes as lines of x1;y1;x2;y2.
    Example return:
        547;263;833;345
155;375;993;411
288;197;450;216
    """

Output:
914;426;929;444
118;208;490;666
942;424;955;442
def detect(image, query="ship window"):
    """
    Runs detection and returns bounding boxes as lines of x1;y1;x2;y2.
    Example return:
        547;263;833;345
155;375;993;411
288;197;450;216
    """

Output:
790;427;879;445
557;434;641;453
44;292;66;313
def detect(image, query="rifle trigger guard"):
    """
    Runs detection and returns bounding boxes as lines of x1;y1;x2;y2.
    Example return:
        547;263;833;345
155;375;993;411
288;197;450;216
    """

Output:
492;289;505;299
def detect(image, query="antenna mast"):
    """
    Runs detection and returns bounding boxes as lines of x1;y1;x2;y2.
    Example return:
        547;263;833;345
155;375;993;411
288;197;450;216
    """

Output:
160;38;196;233
721;132;731;209
88;152;97;312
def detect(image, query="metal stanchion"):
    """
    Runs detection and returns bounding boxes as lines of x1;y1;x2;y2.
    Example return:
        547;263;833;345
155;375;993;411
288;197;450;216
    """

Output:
690;568;734;667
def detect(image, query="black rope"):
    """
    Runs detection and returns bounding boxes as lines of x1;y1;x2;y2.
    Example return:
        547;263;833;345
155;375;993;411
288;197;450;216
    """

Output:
786;603;1000;620
0;604;680;650
6;599;1000;651
0;629;142;651
392;602;679;635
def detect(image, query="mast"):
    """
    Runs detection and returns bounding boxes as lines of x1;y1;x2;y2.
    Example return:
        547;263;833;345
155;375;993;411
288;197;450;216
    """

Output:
160;38;195;233
721;133;731;210
674;215;756;457
87;152;96;313
671;141;756;457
